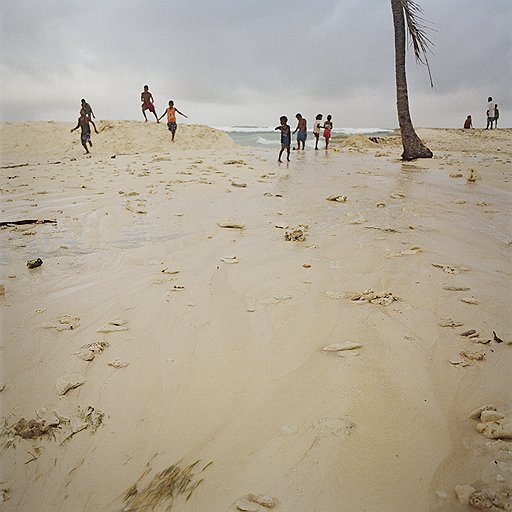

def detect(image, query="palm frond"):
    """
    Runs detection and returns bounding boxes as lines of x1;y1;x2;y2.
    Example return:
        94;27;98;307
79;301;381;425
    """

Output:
400;0;435;87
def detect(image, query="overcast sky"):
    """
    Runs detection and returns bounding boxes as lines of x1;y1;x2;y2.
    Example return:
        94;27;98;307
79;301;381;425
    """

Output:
1;0;510;129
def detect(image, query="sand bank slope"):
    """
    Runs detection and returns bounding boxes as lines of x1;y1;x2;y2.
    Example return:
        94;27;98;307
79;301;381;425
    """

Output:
0;120;235;163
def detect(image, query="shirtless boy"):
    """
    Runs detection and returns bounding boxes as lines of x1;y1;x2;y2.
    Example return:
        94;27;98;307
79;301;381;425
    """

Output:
158;100;188;141
293;113;307;150
71;108;98;154
141;85;159;122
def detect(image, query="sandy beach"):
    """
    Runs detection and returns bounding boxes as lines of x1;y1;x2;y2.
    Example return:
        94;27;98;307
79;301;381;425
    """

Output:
1;121;511;512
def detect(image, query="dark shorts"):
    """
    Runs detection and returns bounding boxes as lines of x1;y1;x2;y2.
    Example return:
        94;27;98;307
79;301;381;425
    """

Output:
167;122;177;132
281;143;290;150
81;133;90;144
142;102;156;113
297;131;307;143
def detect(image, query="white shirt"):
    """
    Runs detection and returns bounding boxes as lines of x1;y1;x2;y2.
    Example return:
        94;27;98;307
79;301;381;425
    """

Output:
313;120;321;134
487;101;495;117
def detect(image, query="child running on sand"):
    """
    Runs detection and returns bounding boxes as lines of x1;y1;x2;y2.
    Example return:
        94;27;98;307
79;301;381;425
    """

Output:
275;116;291;162
71;108;98;154
158;100;188;141
141;85;159;123
313;114;323;150
323;114;333;149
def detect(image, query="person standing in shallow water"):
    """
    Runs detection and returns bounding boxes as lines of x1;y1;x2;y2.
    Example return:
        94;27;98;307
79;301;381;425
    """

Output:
322;114;333;149
275;116;291;162
292;113;307;150
313;114;323;150
158;100;187;141
71;108;98;154
141;85;159;123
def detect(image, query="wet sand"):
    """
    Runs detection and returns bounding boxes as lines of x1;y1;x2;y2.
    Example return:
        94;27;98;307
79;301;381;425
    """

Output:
1;122;511;511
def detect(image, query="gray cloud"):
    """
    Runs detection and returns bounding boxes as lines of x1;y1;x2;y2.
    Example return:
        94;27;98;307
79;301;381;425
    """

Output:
1;0;510;128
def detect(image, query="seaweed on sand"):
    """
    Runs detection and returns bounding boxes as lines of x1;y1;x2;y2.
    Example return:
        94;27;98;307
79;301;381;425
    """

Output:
122;459;213;511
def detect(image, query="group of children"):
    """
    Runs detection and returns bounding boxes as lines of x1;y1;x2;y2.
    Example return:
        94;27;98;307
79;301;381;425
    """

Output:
275;113;333;163
71;87;336;161
70;86;188;154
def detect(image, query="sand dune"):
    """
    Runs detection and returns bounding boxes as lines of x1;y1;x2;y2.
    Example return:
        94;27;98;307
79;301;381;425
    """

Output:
0;120;235;163
1;122;511;512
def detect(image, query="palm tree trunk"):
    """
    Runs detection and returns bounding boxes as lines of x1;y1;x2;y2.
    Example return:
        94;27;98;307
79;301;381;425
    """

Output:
391;0;432;160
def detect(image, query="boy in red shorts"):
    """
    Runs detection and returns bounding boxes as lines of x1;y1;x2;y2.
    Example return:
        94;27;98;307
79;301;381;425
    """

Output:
141;85;159;123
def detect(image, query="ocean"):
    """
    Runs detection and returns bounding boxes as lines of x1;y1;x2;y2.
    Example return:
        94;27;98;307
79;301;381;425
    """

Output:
214;125;396;147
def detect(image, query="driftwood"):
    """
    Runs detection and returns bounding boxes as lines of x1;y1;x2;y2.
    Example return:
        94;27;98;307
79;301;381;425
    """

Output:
0;163;29;169
0;219;57;227
1;161;61;170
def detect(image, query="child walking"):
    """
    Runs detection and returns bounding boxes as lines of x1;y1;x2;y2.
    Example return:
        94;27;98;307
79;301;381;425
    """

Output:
323;114;333;149
275;116;291;162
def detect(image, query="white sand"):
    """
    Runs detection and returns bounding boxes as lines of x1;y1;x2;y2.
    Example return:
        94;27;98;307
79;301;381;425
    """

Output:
1;122;511;511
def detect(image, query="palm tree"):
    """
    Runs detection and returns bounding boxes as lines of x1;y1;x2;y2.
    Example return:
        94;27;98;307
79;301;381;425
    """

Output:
391;0;433;160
